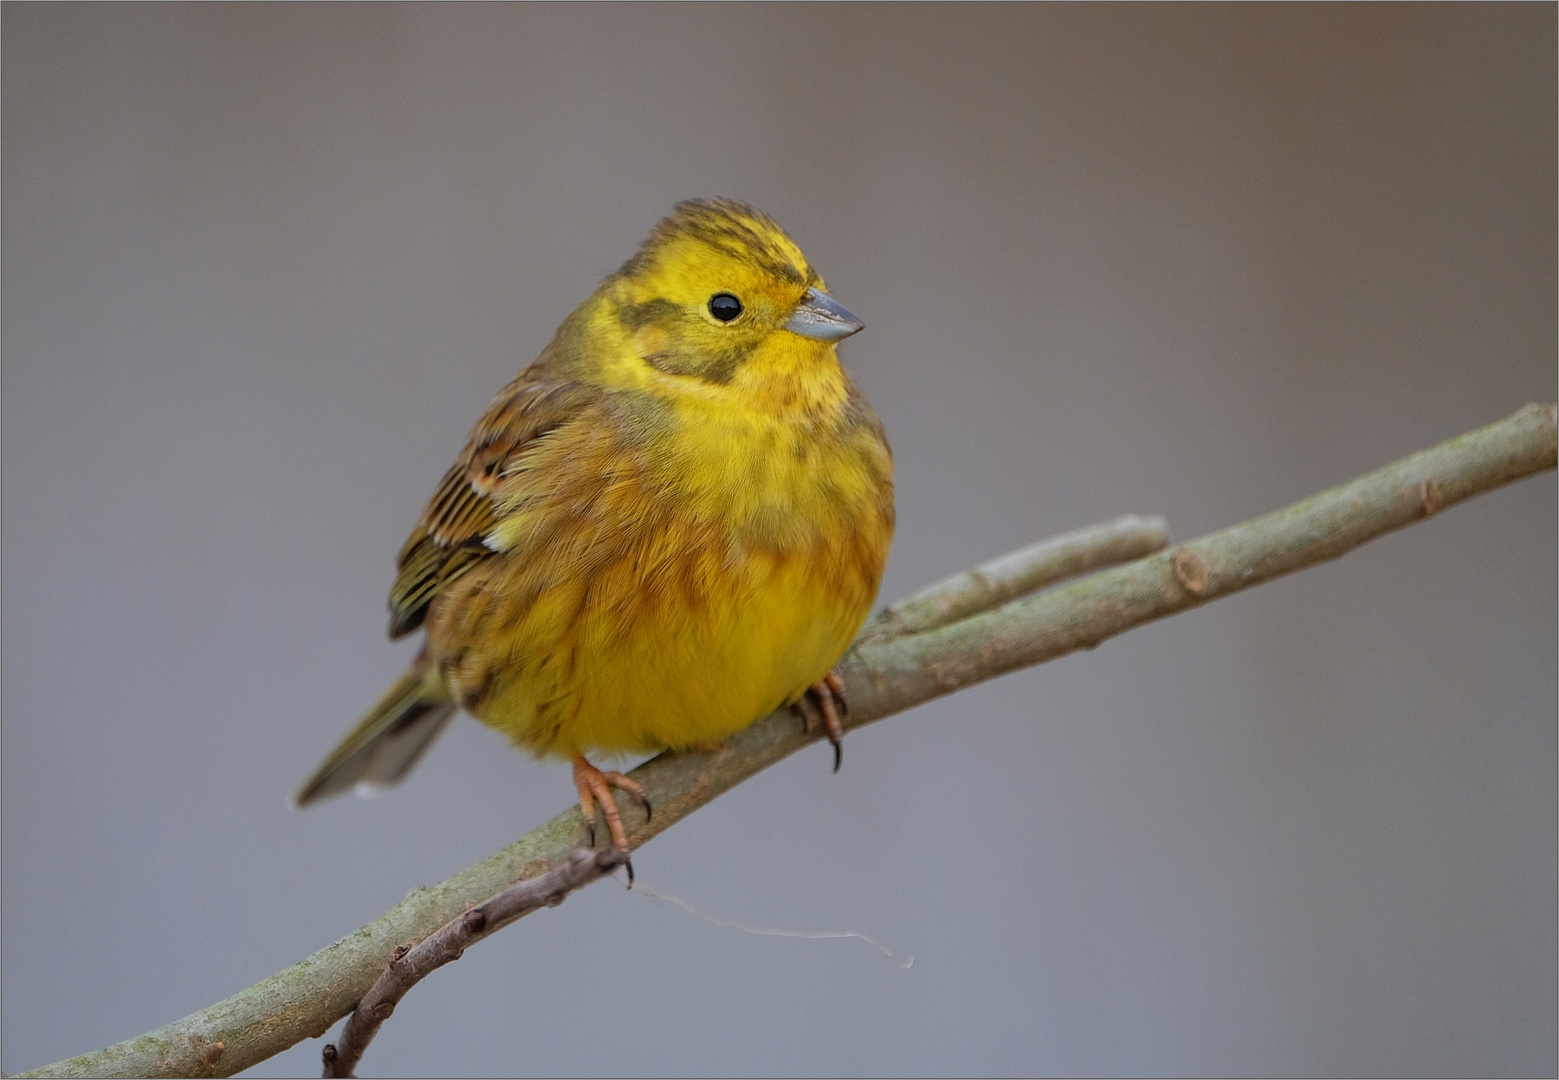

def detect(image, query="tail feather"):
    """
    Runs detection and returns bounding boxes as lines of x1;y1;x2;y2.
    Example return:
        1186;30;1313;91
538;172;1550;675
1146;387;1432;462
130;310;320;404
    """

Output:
295;664;456;807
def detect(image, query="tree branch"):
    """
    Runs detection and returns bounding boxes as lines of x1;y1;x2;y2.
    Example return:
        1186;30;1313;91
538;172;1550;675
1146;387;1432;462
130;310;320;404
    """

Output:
856;513;1170;643
321;848;625;1079
19;403;1555;1079
845;404;1557;718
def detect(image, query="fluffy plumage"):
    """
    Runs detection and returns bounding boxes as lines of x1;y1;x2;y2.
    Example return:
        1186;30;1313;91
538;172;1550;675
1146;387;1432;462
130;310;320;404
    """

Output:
297;199;894;852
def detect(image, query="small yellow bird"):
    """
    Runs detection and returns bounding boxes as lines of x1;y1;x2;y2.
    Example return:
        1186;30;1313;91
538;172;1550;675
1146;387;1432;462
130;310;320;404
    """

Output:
296;199;895;859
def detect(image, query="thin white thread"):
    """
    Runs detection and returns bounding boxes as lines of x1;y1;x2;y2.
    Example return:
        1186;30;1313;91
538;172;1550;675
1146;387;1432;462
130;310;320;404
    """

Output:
618;872;913;969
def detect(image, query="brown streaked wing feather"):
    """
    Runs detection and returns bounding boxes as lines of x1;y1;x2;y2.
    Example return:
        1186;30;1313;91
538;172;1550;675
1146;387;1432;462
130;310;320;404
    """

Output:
387;372;599;638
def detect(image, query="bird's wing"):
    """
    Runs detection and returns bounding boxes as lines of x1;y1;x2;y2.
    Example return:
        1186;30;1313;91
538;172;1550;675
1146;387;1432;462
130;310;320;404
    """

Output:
387;372;599;638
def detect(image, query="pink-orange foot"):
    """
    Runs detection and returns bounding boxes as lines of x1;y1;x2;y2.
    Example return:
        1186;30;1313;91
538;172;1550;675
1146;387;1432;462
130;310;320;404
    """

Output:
793;671;849;773
572;757;651;881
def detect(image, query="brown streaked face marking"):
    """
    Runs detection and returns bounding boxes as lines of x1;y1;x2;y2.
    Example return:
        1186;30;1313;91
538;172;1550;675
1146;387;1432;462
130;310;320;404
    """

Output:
617;297;682;332
606;198;845;390
642;340;756;385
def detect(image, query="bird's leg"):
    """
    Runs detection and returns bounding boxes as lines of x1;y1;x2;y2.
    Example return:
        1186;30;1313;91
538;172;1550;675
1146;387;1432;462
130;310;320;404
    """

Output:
572;756;651;870
793;671;848;773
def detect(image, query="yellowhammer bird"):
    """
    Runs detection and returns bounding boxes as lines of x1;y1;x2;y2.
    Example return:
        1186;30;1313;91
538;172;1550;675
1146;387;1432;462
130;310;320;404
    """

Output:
296;198;895;862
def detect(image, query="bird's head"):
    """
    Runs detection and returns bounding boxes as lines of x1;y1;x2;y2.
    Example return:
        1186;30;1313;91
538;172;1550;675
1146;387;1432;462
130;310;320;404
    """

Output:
595;198;864;387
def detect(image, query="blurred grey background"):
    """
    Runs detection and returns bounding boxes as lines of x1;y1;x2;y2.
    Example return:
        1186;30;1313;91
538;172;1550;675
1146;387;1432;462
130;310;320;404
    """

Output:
3;5;1554;1077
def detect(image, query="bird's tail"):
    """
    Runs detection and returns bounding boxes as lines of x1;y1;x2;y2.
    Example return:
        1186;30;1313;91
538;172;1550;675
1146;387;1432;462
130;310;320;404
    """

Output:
294;657;456;807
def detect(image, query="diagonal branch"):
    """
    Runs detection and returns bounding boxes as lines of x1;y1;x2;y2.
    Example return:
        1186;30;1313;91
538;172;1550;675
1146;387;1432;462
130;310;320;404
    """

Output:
320;516;1173;1077
855;512;1171;643
844;404;1556;718
321;848;625;1079
19;403;1555;1079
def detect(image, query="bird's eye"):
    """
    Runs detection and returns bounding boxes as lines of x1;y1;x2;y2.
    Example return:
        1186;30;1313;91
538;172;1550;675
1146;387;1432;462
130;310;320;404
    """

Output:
708;293;743;322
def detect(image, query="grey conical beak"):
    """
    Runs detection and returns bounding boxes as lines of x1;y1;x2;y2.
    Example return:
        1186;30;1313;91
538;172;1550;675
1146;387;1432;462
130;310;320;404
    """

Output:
784;287;864;342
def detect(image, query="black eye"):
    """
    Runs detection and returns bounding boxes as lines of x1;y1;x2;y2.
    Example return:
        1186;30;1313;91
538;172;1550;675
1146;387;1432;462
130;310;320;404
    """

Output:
708;293;743;322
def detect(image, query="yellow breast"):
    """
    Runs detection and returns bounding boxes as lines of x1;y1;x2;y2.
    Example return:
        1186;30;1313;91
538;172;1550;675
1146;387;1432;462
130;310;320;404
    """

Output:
424;356;894;761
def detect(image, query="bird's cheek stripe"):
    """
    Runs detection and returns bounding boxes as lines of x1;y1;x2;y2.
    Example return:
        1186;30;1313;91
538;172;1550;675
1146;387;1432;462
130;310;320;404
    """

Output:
643;344;751;385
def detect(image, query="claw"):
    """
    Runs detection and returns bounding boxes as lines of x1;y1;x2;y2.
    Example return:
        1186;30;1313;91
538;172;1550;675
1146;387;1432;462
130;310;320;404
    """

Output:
824;671;848;719
792;672;848;773
572;757;649;858
794;692;818;734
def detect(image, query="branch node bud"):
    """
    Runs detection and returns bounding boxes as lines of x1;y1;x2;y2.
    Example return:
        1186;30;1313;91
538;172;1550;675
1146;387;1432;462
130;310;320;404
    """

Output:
1172;547;1209;596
